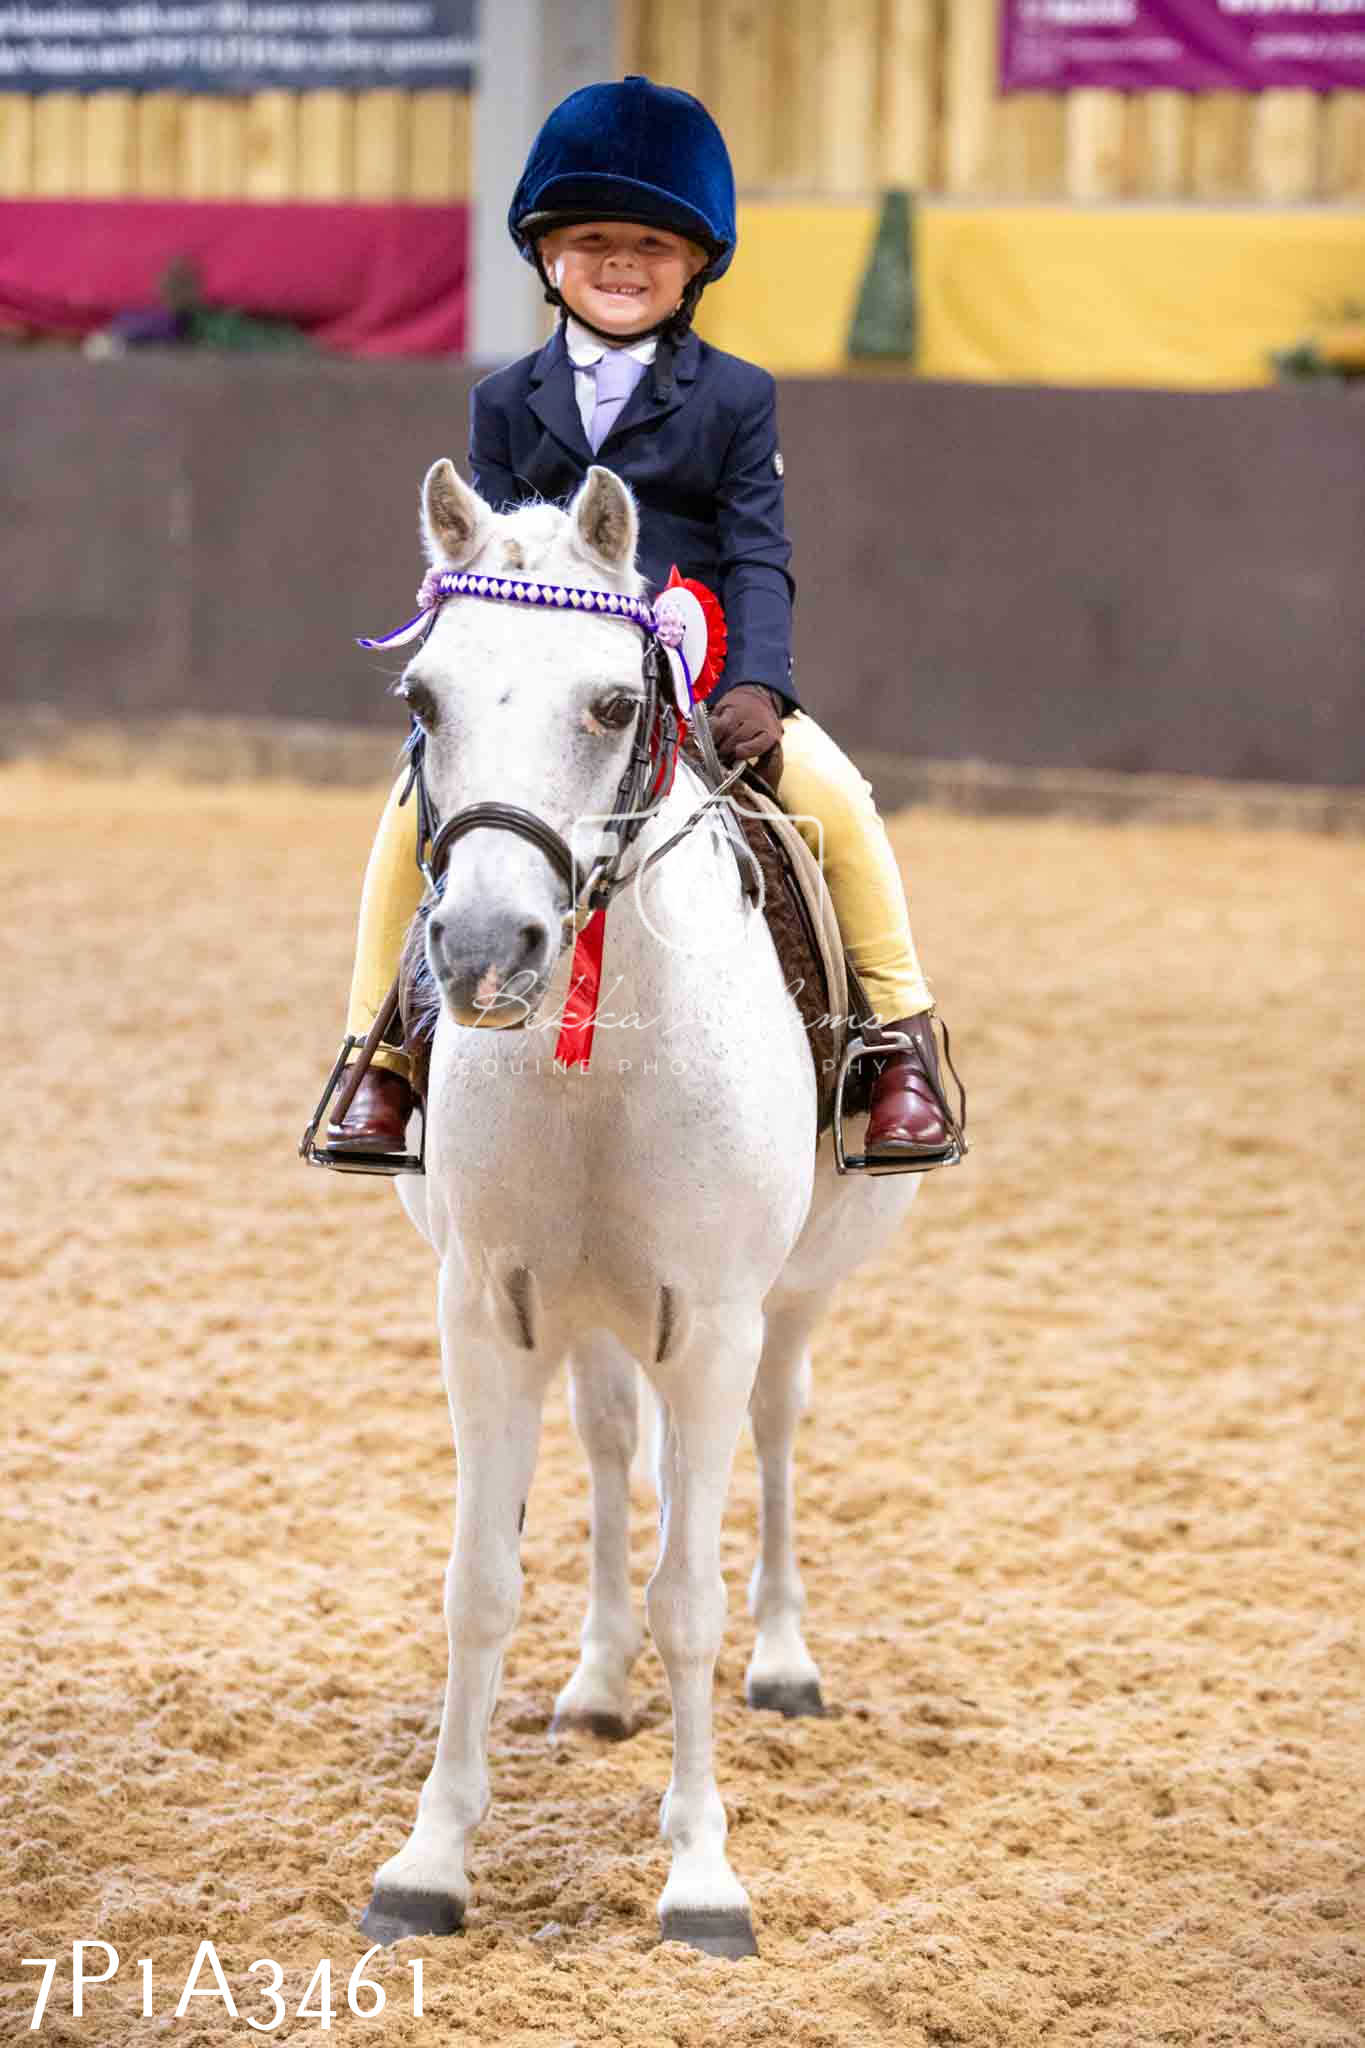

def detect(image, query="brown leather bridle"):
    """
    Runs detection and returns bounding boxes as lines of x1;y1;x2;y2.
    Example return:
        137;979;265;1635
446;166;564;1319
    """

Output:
400;628;685;950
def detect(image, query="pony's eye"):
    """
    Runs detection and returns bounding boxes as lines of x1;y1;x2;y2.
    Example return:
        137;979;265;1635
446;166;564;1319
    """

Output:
591;693;640;731
402;680;438;730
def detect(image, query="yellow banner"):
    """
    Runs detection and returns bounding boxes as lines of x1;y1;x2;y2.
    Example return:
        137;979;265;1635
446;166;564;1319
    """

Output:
697;200;1365;388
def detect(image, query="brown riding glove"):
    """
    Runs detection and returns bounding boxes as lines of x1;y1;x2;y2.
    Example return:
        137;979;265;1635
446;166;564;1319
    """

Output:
707;683;786;786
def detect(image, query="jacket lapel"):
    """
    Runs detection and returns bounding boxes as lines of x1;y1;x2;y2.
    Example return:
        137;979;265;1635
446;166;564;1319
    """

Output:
525;325;703;464
526;327;592;461
601;330;701;451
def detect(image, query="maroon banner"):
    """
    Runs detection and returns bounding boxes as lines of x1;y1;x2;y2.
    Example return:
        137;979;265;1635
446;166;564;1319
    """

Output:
1000;2;1365;92
0;200;467;356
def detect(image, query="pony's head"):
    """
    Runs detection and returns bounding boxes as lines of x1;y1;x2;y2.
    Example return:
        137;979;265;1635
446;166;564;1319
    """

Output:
398;459;654;1030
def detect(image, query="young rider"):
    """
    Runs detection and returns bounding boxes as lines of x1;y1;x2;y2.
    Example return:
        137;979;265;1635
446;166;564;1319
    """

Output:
328;75;959;1168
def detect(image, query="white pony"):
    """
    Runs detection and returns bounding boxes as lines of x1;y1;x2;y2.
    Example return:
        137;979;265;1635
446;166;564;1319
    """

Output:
363;458;920;1959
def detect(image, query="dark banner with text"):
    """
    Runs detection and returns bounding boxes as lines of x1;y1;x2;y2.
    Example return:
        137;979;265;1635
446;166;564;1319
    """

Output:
0;1;475;93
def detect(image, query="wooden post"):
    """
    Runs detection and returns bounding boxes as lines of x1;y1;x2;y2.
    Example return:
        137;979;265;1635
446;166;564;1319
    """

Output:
617;0;646;74
353;87;408;201
1065;88;1125;200
0;94;34;197
184;96;246;198
1134;90;1191;199
997;93;1065;198
879;0;938;193
244;90;297;201
943;0;997;196
771;0;825;191
135;92;183;197
1252;89;1321;201
820;0;877;195
297;90;354;200
32;92;84;196
710;1;772;190
82;91;135;197
408;89;471;200
1324;92;1365;197
182;95;215;198
1191;91;1250;199
649;0;705;96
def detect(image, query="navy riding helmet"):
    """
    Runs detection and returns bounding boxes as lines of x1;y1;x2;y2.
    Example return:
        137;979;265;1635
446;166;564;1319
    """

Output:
509;75;736;344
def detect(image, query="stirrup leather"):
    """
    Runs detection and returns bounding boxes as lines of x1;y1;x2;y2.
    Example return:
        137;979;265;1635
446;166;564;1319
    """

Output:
298;1034;426;1178
832;1012;968;1177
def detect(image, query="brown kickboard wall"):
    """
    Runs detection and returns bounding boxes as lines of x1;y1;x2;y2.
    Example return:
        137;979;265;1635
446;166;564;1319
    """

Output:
4;356;1361;788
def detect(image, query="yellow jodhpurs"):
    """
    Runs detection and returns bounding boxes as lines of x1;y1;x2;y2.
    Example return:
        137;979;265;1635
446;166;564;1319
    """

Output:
343;709;932;1070
775;710;932;1022
345;769;425;1079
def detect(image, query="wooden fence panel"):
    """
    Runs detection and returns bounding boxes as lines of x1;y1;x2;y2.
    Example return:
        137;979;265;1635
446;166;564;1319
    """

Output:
1191;91;1252;198
83;92;136;197
643;3;705;98
407;89;470;199
353;87;408;200
134;92;183;197
244;91;297;201
32;93;84;196
1065;88;1125;199
707;2;773;190
1252;89;1320;200
1323;92;1365;195
821;0;879;195
1132;91;1191;198
995;93;1066;198
879;0;938;191
0;93;34;197
183;96;245;198
0;18;1352;209
768;0;826;191
296;90;352;199
943;0;996;195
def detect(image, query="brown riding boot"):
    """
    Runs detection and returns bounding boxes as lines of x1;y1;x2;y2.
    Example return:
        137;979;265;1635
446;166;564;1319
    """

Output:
327;1065;415;1151
864;1013;953;1160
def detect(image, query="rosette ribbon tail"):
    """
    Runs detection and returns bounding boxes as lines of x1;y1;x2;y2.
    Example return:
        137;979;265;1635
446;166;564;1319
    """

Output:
554;906;608;1070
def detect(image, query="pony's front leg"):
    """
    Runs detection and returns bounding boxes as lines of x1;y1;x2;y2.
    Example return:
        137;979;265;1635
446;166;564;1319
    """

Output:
647;1308;764;1960
746;1292;827;1717
361;1278;554;1944
552;1335;643;1739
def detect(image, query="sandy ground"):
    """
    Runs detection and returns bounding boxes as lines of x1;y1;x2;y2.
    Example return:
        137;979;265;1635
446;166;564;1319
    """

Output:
1;766;1361;2048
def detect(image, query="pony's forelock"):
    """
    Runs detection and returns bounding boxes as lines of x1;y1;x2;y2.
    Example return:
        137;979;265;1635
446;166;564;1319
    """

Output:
476;499;645;599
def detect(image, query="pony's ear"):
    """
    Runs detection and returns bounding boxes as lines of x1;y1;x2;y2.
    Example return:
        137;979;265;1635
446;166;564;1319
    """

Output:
570;465;639;576
421;458;492;568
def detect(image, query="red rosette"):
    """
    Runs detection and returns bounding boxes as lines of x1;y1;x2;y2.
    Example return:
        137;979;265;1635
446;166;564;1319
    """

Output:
664;565;728;703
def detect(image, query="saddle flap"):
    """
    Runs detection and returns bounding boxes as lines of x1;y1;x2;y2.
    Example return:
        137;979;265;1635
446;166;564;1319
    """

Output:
724;775;854;1129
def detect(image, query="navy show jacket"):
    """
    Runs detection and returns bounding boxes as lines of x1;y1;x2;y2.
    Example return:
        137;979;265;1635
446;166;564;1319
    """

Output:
468;325;797;707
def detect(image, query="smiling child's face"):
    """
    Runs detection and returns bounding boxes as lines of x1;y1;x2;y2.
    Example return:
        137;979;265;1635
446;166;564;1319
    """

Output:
538;221;708;340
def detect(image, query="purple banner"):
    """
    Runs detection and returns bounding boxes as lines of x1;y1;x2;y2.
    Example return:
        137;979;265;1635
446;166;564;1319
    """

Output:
1000;2;1365;92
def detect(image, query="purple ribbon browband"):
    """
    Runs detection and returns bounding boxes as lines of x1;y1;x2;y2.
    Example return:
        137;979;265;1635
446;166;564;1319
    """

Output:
357;569;672;652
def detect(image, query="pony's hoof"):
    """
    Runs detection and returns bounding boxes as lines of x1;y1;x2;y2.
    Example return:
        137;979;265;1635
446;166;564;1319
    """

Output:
659;1906;758;1960
359;1887;464;1945
747;1677;826;1719
551;1709;631;1742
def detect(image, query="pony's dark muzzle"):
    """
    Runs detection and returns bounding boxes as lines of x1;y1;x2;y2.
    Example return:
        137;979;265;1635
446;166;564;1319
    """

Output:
427;909;557;1028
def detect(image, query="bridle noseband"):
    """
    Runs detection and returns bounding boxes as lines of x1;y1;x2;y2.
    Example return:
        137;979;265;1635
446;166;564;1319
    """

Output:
425;800;580;903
